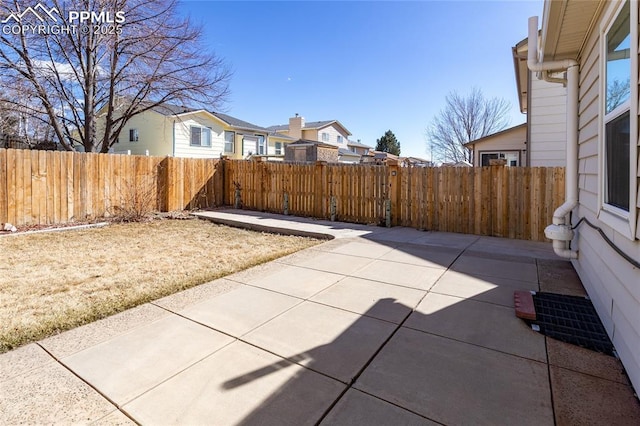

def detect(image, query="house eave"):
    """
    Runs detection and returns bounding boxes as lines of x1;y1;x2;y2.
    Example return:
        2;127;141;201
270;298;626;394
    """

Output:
540;0;604;62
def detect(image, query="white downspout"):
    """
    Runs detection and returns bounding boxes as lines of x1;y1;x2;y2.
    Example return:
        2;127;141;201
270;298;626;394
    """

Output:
528;16;579;259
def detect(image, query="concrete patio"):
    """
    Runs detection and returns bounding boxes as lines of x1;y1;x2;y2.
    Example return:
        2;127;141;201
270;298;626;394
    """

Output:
1;209;639;425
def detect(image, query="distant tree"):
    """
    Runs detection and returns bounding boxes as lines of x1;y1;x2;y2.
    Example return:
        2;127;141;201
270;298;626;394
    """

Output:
426;88;510;163
0;0;231;152
375;130;401;155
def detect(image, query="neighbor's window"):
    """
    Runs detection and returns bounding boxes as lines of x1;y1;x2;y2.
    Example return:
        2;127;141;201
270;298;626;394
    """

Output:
129;129;138;142
224;131;235;153
321;132;329;142
190;126;211;147
275;141;282;155
604;0;631;211
337;135;343;143
480;152;519;167
257;135;266;155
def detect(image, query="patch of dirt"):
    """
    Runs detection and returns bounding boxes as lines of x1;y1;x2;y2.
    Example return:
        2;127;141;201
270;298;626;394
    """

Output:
0;211;195;235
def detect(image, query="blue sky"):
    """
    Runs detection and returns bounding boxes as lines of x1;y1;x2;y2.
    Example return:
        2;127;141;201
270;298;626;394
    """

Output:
179;0;542;158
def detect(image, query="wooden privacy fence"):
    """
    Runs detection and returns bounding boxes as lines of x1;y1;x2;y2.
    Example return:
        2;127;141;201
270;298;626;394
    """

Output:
0;149;223;226
225;160;565;241
0;149;565;241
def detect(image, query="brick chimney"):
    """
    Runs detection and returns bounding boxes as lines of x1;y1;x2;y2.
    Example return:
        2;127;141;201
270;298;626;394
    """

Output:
289;113;305;140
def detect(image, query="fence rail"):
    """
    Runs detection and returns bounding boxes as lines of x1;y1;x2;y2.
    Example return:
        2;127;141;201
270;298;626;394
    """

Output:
0;149;565;241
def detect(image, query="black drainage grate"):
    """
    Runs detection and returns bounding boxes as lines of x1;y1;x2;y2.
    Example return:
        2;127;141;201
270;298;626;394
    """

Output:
528;292;614;356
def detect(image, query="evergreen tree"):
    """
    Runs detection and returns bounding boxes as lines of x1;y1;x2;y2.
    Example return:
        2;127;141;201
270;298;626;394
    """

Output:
375;130;401;155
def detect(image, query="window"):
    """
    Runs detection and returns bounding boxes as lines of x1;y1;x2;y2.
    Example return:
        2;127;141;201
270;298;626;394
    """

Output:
603;0;631;212
275;142;282;155
480;152;519;167
321;132;329;142
129;129;138;142
257;135;266;155
224;131;235;153
190;126;211;147
337;135;343;144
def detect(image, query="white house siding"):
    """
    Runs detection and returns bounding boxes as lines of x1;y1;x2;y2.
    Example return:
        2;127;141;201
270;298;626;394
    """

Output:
173;114;225;159
529;77;567;166
115;110;172;156
468;125;527;167
572;1;640;393
316;124;350;147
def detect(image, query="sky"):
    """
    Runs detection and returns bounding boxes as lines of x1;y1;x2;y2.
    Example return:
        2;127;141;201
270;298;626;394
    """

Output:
179;0;543;159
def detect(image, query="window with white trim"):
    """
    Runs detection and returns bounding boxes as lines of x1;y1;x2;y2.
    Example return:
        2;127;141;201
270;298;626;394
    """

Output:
337;135;343;144
603;0;631;212
275;142;282;155
129;129;138;142
256;135;266;155
480;152;519;167
224;131;235;153
321;132;329;142
190;126;211;147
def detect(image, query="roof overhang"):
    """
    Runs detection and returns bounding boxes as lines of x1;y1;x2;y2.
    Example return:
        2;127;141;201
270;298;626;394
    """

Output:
315;120;352;136
512;37;530;114
540;0;604;61
463;123;527;147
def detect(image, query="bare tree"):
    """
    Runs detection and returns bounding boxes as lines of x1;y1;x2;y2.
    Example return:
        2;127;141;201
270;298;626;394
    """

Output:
426;88;511;164
0;0;231;152
606;78;630;113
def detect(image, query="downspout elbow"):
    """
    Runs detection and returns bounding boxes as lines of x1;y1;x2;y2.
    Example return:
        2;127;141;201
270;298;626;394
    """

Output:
527;17;578;72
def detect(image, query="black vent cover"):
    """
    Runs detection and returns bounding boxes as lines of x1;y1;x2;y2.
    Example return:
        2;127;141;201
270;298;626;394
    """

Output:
529;292;614;356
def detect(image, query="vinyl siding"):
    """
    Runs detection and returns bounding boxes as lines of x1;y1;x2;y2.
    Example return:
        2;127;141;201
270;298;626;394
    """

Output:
114;110;172;156
572;0;640;393
316;124;349;147
529;77;567;166
468;125;526;167
173;113;225;158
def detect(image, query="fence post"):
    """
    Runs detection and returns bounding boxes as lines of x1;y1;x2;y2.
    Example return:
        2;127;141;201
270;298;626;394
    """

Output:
283;193;289;215
234;182;242;209
314;161;326;218
388;163;399;226
219;156;227;207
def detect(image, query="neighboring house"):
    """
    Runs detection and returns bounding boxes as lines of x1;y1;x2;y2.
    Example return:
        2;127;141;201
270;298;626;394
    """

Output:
269;114;370;162
464;123;527;167
347;140;372;156
440;160;472;167
532;0;640;393
513;37;568;166
361;151;400;165
338;148;361;164
284;139;339;163
268;132;296;159
104;103;286;159
402;157;434;167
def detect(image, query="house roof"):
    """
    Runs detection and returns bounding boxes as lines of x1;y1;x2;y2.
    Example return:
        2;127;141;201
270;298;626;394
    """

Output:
512;36;529;114
463;123;527;147
269;132;296;141
288;139;338;149
338;148;361;158
267;124;288;131
150;102;269;133
211;112;270;133
441;160;473;167
267;119;352;136
347;140;371;149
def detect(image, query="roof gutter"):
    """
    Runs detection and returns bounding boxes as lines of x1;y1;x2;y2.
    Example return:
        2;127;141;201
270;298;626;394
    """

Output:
528;16;579;259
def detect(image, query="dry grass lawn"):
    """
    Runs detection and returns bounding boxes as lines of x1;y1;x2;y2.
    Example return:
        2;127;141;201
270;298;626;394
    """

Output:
0;219;321;353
